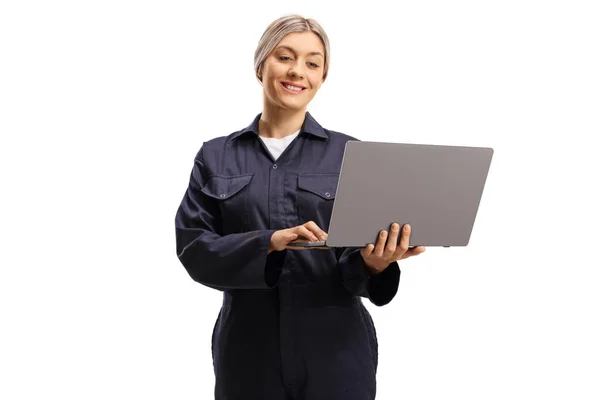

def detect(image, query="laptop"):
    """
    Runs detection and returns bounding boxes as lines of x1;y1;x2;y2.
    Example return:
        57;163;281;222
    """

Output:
287;141;494;248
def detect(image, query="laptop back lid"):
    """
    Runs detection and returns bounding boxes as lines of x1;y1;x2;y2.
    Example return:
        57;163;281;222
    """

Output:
326;141;494;247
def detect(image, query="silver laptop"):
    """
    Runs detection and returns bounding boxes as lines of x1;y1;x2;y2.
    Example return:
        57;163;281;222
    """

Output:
288;141;494;248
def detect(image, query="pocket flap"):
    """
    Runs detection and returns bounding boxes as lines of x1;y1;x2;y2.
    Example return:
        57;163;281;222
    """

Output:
201;174;253;200
298;174;339;200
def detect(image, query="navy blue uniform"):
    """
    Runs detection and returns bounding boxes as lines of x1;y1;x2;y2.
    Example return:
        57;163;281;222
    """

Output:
175;112;400;400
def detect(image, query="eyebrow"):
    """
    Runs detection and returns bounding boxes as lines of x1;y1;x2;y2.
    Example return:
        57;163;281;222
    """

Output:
275;46;324;58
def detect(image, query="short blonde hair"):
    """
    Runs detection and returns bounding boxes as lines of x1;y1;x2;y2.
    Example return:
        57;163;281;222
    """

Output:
254;14;330;82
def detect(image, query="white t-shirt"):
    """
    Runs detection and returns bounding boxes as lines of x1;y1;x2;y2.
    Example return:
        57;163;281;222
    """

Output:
258;130;300;160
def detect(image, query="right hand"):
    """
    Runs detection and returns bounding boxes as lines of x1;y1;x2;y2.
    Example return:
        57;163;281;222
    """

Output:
268;221;328;253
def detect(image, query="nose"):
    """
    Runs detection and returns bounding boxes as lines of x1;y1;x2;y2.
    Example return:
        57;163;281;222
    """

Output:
288;60;304;79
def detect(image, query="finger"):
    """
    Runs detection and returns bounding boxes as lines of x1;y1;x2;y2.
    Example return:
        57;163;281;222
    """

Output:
385;223;400;255
401;245;426;259
361;244;375;258
394;224;411;257
304;220;327;241
296;225;320;242
374;230;387;257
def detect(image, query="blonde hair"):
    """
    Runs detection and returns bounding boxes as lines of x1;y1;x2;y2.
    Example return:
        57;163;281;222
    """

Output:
254;14;330;82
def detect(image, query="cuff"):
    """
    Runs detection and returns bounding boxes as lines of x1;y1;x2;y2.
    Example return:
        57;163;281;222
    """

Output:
340;250;401;306
265;249;287;287
367;261;400;306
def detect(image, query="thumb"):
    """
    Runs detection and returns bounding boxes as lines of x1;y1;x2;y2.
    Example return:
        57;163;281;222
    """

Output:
288;232;299;241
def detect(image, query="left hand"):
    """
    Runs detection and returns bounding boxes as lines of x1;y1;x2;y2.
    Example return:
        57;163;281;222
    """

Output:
360;223;426;275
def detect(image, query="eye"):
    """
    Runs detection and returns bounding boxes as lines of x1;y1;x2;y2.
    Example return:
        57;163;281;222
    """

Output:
279;56;292;61
308;62;319;68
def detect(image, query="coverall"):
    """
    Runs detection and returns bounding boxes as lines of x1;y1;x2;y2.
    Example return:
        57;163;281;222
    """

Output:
175;112;401;400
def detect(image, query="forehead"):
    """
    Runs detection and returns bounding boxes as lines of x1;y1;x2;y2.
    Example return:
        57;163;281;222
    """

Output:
275;31;324;56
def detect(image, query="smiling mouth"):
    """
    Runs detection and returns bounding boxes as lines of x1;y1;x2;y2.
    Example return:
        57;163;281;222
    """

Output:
281;82;306;93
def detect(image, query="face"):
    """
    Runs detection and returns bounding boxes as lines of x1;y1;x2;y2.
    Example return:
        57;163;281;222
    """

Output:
259;31;326;112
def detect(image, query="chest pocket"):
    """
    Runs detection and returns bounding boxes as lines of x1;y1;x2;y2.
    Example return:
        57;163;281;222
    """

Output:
296;173;339;231
201;174;253;233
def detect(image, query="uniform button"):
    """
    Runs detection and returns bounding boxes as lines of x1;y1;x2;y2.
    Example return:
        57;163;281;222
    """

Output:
325;192;331;197
220;194;226;198
273;164;278;169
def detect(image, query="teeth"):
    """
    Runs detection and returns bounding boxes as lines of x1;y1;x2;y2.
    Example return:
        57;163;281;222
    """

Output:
284;84;303;91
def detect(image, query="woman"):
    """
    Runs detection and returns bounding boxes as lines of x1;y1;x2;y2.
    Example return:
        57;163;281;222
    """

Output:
175;14;426;400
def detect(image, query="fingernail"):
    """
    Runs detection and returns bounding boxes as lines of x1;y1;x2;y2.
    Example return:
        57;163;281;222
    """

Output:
404;225;410;232
392;223;399;231
381;231;387;238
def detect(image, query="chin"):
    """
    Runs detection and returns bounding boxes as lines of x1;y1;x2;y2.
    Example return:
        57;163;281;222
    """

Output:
281;101;308;112
282;96;311;109
274;96;307;110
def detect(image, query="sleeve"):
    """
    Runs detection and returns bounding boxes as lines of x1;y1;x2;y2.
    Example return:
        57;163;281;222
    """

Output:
336;247;401;306
175;146;284;291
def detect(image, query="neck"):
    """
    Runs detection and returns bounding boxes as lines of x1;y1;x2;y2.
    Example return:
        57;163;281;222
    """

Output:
259;102;306;139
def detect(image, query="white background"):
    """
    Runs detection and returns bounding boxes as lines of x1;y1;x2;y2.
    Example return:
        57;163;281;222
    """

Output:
1;0;599;399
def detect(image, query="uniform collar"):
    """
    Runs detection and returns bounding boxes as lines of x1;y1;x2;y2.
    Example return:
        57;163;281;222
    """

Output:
232;111;328;141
